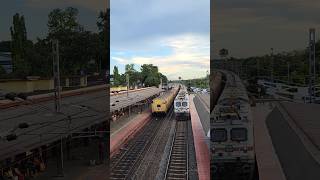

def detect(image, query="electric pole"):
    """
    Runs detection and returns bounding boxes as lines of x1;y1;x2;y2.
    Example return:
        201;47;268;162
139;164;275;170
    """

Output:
52;39;64;177
309;28;316;103
271;48;274;82
126;73;129;97
257;58;260;78
287;62;290;83
52;40;61;113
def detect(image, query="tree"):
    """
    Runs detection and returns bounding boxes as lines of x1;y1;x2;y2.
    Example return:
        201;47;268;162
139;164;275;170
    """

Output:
48;7;81;36
0;41;11;52
45;7;103;76
219;48;229;59
113;66;121;86
159;73;168;84
97;10;108;73
140;64;162;86
0;65;6;77
144;75;158;87
111;64;167;87
10;13;30;77
125;64;138;87
27;38;52;77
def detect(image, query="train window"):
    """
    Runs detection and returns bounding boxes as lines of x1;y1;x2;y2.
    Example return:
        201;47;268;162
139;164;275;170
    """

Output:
211;129;227;142
176;102;181;107
182;102;188;107
231;128;247;141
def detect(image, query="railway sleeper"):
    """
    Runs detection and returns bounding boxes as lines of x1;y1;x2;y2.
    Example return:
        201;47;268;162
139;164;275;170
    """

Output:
174;143;185;146
170;162;186;166
172;151;186;155
170;157;186;161
167;172;186;178
169;166;186;171
110;174;126;178
168;172;186;176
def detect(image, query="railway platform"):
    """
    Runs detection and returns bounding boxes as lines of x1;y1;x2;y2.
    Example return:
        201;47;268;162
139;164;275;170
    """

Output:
252;103;286;180
0;85;108;180
254;101;320;180
0;84;107;109
190;94;210;180
193;93;210;135
266;102;320;180
109;87;162;158
110;110;152;157
110;87;162;114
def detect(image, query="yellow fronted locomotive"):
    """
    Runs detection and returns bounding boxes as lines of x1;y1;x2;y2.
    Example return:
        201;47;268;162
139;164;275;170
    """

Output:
151;86;179;115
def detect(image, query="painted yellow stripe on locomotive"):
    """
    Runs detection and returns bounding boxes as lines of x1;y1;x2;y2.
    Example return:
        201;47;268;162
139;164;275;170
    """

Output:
151;87;179;113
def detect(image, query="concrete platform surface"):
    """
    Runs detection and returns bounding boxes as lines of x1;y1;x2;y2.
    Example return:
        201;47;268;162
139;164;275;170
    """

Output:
252;103;286;180
190;94;210;180
267;105;320;180
194;94;210;135
280;102;320;163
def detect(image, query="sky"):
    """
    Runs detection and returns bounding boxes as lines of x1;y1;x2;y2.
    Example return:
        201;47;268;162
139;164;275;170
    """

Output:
0;0;106;41
111;0;210;80
213;0;320;59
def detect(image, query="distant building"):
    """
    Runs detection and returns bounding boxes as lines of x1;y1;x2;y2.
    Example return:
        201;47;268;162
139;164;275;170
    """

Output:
0;52;12;73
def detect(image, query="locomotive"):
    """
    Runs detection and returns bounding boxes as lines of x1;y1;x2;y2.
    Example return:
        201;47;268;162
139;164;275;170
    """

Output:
173;86;190;120
151;85;180;116
211;70;256;180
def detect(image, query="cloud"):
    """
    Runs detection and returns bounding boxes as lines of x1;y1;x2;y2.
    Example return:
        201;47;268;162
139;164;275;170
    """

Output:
111;57;128;65
112;33;209;80
111;0;209;50
111;0;210;80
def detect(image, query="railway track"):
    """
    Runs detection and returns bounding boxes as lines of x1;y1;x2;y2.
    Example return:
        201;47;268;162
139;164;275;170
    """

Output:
110;109;174;180
165;120;189;180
